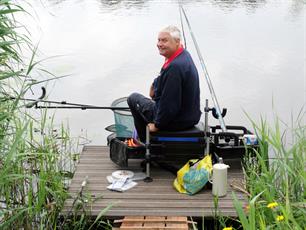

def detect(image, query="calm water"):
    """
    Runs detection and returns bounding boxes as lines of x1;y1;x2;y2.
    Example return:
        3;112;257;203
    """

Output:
21;0;305;145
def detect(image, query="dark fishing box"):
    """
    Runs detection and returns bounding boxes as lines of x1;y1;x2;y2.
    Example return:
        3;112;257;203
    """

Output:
209;125;259;167
108;134;145;167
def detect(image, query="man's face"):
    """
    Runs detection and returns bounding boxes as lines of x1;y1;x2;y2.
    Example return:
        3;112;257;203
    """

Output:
157;32;180;59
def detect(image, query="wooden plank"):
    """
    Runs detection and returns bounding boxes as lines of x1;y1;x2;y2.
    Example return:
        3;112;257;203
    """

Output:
118;216;189;230
69;179;243;191
66;191;245;201
69;175;244;184
63;199;241;208
119;218;187;223
62;206;239;217
119;227;186;230
65;192;245;204
66;187;244;198
72;171;243;179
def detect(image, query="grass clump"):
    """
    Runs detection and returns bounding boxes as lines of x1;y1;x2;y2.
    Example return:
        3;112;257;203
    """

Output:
232;115;306;229
1;1;111;228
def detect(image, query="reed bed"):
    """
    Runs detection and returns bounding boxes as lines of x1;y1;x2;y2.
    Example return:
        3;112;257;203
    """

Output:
226;115;306;230
0;1;112;229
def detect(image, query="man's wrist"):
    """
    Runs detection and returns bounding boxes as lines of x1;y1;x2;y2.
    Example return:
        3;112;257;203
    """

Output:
148;123;159;132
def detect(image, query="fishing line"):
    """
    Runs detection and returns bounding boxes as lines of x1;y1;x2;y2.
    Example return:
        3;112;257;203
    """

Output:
178;1;227;132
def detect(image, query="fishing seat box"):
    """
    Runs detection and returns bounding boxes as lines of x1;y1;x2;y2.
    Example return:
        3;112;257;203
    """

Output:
108;124;206;167
108;124;258;168
149;124;206;163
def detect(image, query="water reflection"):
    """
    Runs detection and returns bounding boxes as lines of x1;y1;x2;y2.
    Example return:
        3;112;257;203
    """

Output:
45;0;304;18
288;0;305;18
209;0;267;13
46;0;149;8
98;0;147;8
97;0;149;14
47;0;68;6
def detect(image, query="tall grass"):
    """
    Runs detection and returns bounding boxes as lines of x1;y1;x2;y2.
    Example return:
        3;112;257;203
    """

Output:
231;114;306;229
0;1;111;229
1;1;68;228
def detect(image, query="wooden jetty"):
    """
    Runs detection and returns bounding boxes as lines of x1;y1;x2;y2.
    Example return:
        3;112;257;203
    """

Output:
62;146;247;219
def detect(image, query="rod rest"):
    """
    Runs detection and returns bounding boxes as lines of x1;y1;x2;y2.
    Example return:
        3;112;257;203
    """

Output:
212;107;227;119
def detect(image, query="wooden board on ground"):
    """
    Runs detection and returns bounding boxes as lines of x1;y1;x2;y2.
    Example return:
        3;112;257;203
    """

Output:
114;216;189;230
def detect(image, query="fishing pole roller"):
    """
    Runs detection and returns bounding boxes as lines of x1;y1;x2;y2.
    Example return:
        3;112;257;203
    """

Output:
39;87;46;99
204;106;227;119
25;87;46;108
212;107;227;119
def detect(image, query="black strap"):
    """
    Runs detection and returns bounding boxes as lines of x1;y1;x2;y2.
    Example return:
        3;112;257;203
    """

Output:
154;161;179;175
188;158;201;167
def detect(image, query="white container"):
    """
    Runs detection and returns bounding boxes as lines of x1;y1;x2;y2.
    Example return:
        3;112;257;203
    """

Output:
212;158;230;197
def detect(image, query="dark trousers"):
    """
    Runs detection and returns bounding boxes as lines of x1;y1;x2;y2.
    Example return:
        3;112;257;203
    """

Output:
127;93;155;143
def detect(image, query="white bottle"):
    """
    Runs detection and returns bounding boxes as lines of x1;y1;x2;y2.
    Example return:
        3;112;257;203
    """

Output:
212;158;230;197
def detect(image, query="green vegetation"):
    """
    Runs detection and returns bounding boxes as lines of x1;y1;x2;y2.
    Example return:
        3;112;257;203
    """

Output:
231;115;306;230
1;1;70;228
0;1;112;229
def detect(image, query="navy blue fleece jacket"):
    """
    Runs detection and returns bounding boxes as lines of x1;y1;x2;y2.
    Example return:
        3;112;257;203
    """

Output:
152;49;201;130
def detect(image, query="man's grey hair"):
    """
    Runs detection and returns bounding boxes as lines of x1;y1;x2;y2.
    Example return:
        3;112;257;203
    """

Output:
160;25;181;41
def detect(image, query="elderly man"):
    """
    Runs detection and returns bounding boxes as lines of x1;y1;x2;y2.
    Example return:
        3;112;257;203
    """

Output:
128;25;201;142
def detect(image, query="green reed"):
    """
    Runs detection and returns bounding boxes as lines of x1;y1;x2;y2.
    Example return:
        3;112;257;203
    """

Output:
1;1;111;229
231;114;306;230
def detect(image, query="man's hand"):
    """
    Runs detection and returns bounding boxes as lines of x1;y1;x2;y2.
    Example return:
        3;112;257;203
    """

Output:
149;84;154;99
148;123;159;132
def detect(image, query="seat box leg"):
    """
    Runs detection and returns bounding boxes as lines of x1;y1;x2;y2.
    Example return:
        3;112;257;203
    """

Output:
144;125;153;182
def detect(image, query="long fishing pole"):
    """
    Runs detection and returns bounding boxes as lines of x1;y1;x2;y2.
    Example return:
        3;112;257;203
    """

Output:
179;2;227;132
9;98;129;111
3;87;129;111
33;105;129;110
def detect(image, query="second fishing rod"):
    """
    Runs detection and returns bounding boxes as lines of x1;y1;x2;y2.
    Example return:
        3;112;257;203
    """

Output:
4;87;130;111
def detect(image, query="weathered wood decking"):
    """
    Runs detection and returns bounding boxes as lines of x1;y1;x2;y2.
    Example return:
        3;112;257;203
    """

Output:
62;146;247;218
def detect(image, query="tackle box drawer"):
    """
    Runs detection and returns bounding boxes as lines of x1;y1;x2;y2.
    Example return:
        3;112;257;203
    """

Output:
109;136;145;167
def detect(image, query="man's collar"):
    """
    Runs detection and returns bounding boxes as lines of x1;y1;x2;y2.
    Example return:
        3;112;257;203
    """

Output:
162;45;184;69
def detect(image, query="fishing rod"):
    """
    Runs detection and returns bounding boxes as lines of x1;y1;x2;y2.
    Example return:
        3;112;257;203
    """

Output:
179;5;187;49
4;87;130;111
178;2;227;132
